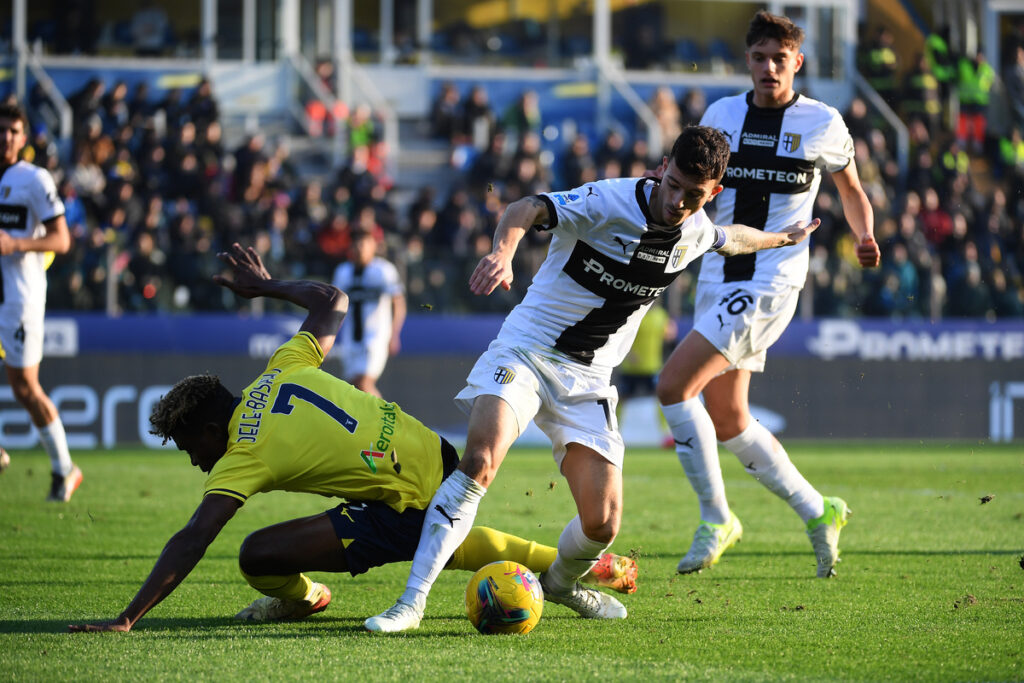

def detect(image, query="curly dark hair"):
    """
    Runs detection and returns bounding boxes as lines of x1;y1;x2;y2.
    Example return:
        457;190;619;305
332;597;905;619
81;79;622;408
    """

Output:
668;125;731;183
149;374;235;444
746;10;805;50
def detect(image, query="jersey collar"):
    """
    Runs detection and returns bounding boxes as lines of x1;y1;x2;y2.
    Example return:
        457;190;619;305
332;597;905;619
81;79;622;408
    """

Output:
635;177;683;234
745;90;800;114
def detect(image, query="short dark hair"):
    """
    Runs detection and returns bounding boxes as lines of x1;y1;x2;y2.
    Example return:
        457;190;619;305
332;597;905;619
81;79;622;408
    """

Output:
149;374;235;443
0;102;30;131
745;10;805;50
668;125;731;183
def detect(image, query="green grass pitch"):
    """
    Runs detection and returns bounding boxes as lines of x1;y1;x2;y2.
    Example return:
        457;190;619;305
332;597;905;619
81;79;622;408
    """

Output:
1;443;1022;681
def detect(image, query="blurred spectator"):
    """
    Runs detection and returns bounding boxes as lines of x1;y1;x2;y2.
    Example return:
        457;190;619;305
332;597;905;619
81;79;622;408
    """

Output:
460;85;497;150
501;89;542;138
69;79;105;131
920;187;953;246
956;52;996;153
860;26;899;106
679;88;707;127
595;129;626;169
187;78;220;131
560;133;597;188
902;53;942;135
924;25;956;104
429;82;462;143
648;86;682;156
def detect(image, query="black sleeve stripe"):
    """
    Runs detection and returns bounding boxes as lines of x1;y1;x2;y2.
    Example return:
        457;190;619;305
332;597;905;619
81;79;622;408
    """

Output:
206;488;248;501
297;330;325;360
534;194;558;231
41;213;66;223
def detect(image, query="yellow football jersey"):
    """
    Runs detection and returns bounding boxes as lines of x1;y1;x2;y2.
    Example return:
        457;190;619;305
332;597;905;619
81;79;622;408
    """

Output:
204;332;446;513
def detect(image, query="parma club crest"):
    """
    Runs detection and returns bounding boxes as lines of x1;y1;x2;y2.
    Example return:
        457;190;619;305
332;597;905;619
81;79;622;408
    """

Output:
782;132;801;152
670;244;688;268
493;366;516;385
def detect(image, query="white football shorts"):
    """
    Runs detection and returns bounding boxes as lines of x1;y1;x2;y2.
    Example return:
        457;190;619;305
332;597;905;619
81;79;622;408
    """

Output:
455;340;624;470
692;281;800;373
339;339;389;380
0;304;45;368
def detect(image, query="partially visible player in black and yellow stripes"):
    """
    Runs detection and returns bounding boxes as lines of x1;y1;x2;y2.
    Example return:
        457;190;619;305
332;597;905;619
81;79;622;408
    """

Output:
70;243;636;633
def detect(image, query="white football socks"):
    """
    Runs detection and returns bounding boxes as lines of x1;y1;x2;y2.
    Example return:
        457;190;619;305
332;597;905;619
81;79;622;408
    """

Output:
662;398;730;524
542;516;612;593
722;420;824;523
399;469;486;612
38;419;73;477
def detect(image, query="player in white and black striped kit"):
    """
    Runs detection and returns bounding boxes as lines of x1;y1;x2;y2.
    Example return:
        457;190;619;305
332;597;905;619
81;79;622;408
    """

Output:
331;226;405;398
0;102;80;501
656;11;881;579
366;126;821;632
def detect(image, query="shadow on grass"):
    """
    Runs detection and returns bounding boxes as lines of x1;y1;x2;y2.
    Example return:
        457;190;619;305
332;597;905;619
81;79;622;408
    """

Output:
2;616;476;638
3;553;238;562
639;548;1023;560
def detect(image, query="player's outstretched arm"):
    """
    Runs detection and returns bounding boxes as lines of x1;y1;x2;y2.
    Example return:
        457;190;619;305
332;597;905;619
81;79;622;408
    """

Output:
214;242;348;356
717;218;821;257
69;494;240;633
469;196;550;295
0;215;71;256
831;161;880;268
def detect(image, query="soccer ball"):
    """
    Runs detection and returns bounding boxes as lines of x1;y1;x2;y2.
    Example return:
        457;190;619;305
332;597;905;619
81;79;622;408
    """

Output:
465;560;544;635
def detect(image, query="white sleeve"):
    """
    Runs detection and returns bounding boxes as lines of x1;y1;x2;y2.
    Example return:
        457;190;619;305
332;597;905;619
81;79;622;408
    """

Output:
381;261;403;296
31;169;64;223
820;110;855;173
538;182;605;238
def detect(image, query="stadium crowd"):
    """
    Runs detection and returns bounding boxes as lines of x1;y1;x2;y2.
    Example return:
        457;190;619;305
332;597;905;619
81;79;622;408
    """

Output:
17;24;1024;321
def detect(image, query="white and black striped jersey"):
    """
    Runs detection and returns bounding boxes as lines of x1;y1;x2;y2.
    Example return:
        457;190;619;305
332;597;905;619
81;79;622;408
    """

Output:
0;161;64;310
699;92;854;287
332;257;403;350
497;177;723;375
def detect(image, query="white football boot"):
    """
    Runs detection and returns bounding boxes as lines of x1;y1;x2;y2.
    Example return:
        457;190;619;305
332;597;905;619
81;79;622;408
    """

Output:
539;573;627;619
364;599;423;633
677;512;743;574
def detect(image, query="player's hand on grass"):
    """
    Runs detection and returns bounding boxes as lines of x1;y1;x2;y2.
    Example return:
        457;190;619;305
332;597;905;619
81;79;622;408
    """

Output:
213;242;273;298
68;617;132;633
469;253;514;295
779;218;820;246
856;234;881;268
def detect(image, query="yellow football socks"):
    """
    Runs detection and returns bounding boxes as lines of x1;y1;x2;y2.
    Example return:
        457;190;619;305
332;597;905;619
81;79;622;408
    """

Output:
448;526;558;573
240;569;314;602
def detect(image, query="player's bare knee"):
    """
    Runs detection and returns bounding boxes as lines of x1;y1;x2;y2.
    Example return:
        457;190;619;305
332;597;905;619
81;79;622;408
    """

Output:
706;405;746;440
581;516;618;544
238;532;273;575
655;374;683;405
457;450;498;487
656;374;702;405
